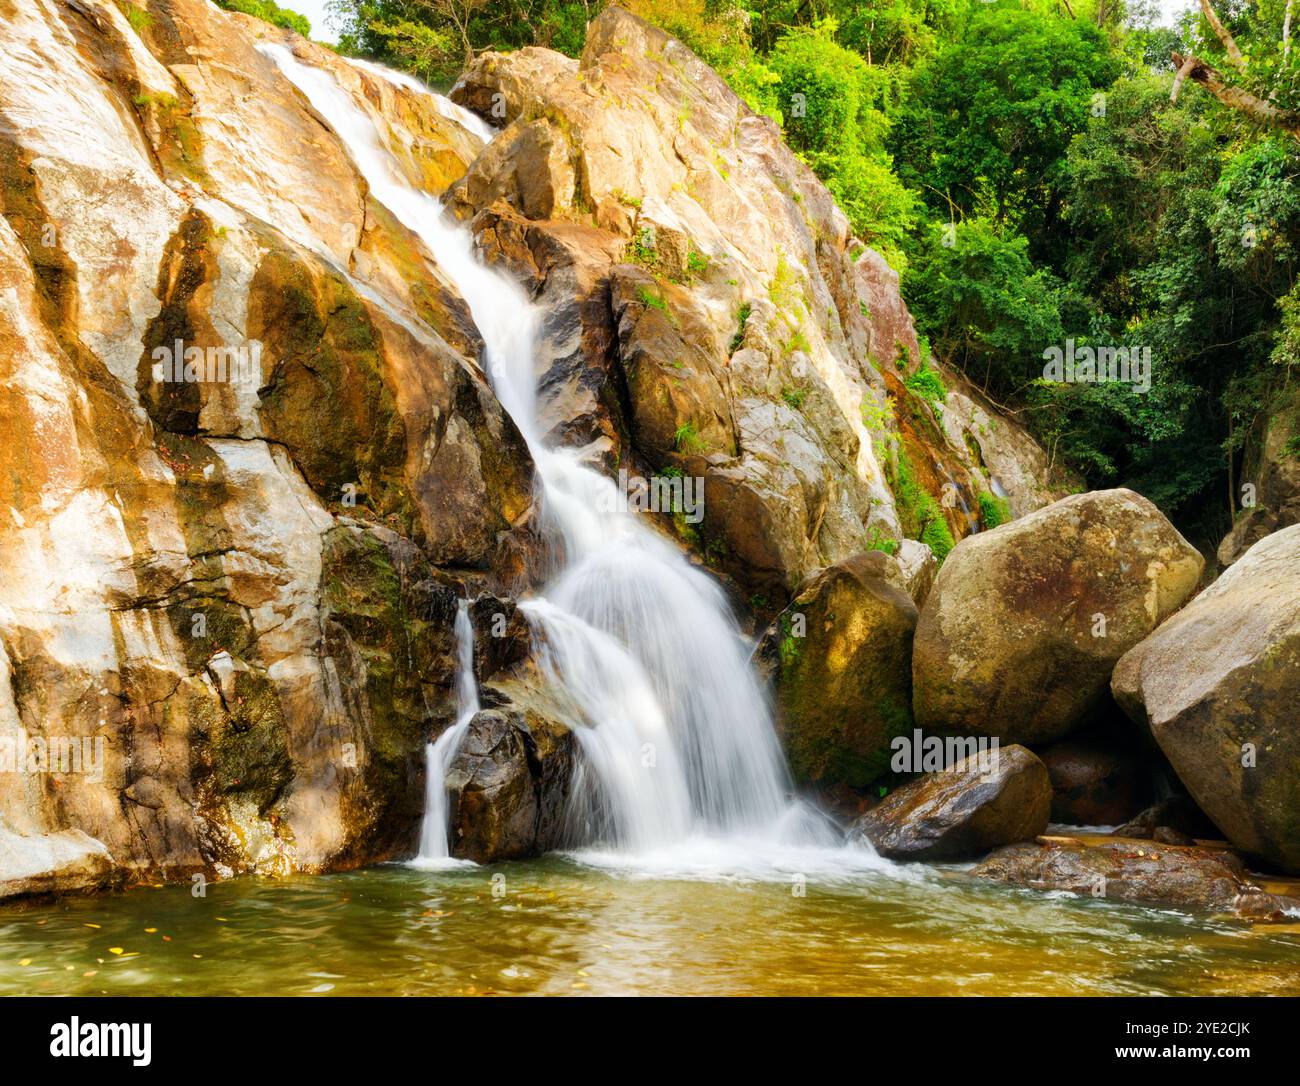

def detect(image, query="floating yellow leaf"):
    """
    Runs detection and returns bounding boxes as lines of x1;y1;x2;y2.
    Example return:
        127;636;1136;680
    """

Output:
145;928;157;934
108;947;124;955
19;959;31;967
214;917;228;922
83;923;101;929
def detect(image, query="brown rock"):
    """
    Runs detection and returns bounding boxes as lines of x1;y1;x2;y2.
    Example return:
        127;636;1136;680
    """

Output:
853;744;1051;861
1038;740;1149;826
1112;794;1220;843
974;837;1300;919
446;707;576;863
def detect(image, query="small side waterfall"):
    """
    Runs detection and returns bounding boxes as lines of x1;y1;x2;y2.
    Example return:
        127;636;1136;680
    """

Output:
263;46;877;876
414;600;478;863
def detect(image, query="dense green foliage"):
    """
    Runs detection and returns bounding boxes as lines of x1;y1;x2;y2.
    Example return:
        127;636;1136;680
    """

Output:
326;0;1300;542
216;0;311;37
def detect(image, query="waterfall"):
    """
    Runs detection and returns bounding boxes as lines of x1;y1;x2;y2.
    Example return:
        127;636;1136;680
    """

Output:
414;600;479;864
262;46;867;873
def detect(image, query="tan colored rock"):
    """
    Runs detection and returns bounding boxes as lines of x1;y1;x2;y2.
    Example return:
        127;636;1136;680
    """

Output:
450;8;906;599
913;489;1203;744
445;7;1064;603
1112;524;1300;872
894;539;937;607
0;0;537;891
936;372;1079;521
0;829;121;901
853;744;1051;860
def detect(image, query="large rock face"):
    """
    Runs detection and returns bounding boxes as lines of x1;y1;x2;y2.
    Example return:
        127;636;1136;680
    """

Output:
913;490;1204;745
753;552;917;788
0;0;1067;897
853;744;1051;861
447;6;1065;604
0;0;541;896
1112;524;1300;873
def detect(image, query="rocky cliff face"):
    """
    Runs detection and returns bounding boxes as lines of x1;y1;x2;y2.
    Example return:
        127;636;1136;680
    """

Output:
0;0;1063;894
446;7;1069;607
0;0;538;891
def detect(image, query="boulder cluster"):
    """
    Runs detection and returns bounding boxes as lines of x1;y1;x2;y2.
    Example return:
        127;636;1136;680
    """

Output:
758;487;1300;917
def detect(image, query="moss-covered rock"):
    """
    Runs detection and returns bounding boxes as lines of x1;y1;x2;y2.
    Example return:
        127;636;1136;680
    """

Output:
754;551;917;788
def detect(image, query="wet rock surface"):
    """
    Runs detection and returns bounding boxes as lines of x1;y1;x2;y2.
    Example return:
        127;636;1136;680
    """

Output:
853;744;1051;861
974;837;1300;919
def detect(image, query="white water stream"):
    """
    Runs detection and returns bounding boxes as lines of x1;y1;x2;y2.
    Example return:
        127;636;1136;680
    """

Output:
413;600;479;866
262;46;882;877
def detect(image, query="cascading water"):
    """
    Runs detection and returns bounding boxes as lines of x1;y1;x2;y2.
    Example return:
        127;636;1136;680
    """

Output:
262;47;882;875
414;600;479;865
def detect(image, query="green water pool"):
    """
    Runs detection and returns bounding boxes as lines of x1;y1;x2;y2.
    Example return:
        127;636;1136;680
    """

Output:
2;856;1299;996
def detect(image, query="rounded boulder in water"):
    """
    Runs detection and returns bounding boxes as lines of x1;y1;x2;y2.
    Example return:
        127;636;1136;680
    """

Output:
852;744;1051;861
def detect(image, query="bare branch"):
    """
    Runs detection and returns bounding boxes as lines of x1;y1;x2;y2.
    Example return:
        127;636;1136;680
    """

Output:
1171;54;1197;102
1198;0;1246;70
1170;52;1300;140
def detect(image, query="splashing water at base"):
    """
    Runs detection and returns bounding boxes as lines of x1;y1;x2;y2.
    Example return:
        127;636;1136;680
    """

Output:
261;46;877;877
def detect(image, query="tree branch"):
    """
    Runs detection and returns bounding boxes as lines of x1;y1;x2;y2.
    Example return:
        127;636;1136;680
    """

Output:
1199;0;1246;70
1170;54;1197;102
1170;52;1300;140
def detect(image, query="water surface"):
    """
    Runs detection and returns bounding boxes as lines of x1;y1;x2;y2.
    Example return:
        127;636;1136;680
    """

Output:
3;860;1298;996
